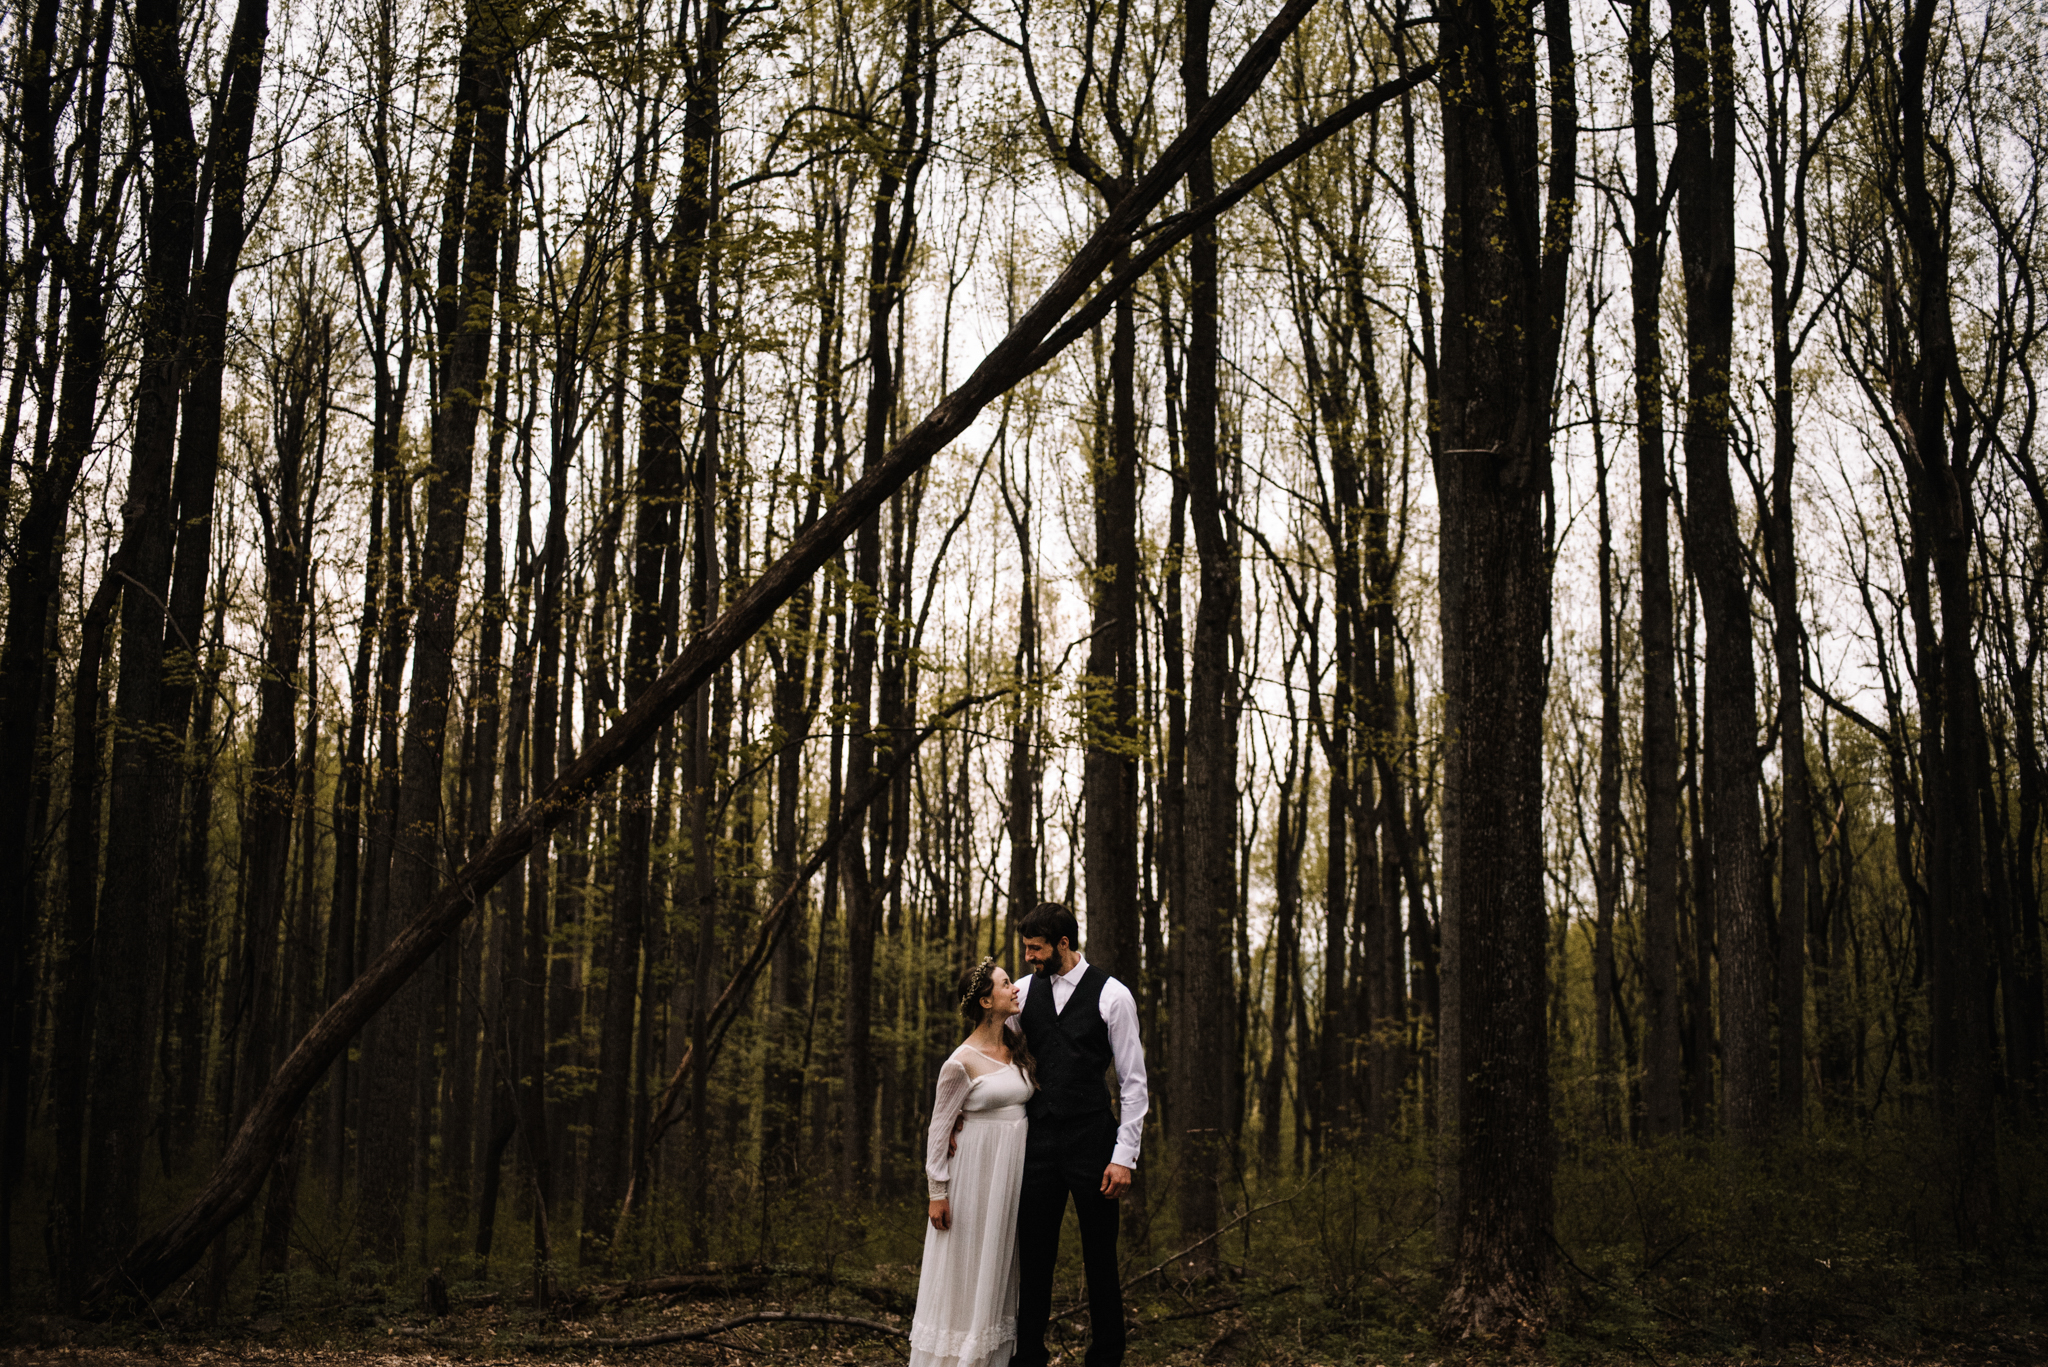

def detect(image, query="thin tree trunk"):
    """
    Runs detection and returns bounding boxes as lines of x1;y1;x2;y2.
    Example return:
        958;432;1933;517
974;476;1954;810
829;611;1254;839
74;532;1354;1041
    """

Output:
1261;736;1306;1170
1158;308;1189;1140
1764;178;1811;1136
52;568;120;1299
1682;565;1716;1130
1628;0;1683;1140
1000;434;1040;941
1591;272;1622;1140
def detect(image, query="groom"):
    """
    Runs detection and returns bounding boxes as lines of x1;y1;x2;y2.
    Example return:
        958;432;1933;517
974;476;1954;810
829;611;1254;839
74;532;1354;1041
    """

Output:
1007;901;1149;1367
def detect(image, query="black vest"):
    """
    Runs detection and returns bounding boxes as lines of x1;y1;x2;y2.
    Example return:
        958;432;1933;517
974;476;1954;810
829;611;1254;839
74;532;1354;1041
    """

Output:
1021;964;1115;1122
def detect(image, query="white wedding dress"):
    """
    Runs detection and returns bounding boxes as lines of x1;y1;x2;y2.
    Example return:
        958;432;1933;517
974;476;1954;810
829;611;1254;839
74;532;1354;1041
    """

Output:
909;1045;1034;1367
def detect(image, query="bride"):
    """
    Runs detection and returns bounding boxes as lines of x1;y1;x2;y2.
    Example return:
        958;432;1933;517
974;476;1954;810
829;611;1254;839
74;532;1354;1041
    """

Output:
910;957;1037;1367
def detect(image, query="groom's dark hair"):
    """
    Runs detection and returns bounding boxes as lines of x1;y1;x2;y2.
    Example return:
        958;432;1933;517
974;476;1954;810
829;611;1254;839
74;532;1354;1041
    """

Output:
1017;901;1079;950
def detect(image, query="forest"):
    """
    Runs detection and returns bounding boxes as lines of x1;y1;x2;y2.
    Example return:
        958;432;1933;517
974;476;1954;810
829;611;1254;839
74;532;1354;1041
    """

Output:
0;0;2044;1350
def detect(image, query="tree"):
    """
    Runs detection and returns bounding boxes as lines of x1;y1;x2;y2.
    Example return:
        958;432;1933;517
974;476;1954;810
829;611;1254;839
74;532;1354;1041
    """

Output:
1171;0;1243;1265
1433;0;1576;1332
86;0;271;1278
1;0;130;1296
356;0;515;1261
1615;0;1686;1141
1674;0;1775;1143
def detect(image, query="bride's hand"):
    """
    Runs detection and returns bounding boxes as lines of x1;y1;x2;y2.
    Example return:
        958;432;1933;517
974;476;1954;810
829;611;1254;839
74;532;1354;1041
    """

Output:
928;1199;952;1232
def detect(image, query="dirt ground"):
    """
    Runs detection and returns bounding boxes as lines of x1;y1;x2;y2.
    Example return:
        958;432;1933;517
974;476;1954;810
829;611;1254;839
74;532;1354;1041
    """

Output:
6;1270;2043;1367
3;1344;2041;1366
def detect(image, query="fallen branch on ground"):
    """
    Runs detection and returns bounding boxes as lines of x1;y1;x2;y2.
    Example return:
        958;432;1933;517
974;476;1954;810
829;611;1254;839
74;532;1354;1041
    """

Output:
461;1266;900;1313
394;1308;907;1350
586;1272;772;1304
594;1310;907;1348
1121;1179;1313;1291
1132;1281;1301;1333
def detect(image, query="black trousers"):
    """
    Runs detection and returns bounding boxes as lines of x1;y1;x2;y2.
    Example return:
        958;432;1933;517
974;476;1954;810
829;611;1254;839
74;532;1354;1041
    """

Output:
1014;1111;1124;1367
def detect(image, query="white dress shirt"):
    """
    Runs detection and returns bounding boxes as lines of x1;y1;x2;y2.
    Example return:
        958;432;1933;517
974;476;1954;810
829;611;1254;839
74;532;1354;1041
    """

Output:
1007;955;1149;1168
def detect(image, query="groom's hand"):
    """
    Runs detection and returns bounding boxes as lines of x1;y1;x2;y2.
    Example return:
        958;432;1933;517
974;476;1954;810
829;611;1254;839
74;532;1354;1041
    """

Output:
947;1113;965;1157
1100;1163;1132;1199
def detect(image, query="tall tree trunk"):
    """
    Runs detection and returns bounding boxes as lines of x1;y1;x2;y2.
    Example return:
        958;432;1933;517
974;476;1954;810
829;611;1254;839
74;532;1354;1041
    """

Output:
1629;0;1683;1140
327;0;419;1203
359;1;514;1258
230;300;329;1147
222;301;328;1281
1681;569;1717;1129
54;568;121;1299
1175;0;1239;1265
761;190;843;1189
155;0;273;821
1893;0;1998;1237
592;150;687;1252
1158;307;1189;1138
686;297;725;1258
445;226;520;1240
1591;273;1622;1139
1675;0;1771;1143
1435;0;1575;1331
1760;52;1811;1133
260;575;323;1280
842;0;924;1196
90;0;270;1278
1359;294;1405;1133
1001;438;1040;940
168;579;229;1176
1084;284;1143;988
4;3;123;1301
1;2;121;1296
1075;45;1145;998
478;449;538;1272
85;0;208;1273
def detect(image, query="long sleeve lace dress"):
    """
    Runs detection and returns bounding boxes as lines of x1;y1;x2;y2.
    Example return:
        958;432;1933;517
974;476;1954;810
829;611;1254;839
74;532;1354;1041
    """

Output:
908;1044;1034;1367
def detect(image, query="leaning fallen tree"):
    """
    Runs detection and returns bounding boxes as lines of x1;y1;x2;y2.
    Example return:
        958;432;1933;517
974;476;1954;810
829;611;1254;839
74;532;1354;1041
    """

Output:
84;0;1434;1304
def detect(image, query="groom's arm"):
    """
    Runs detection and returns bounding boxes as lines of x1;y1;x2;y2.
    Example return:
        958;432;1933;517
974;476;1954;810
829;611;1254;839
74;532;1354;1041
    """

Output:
1103;980;1148;1193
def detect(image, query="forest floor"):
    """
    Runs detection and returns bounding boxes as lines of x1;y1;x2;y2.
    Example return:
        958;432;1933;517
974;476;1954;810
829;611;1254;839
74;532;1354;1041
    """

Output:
5;1260;2044;1367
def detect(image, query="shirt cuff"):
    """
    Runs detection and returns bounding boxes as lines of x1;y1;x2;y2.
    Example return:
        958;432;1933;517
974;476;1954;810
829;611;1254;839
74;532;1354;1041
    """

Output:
1110;1143;1140;1169
928;1179;949;1199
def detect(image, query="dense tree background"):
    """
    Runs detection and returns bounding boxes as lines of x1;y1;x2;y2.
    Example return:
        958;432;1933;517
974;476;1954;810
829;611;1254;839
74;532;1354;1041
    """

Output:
0;0;2043;1341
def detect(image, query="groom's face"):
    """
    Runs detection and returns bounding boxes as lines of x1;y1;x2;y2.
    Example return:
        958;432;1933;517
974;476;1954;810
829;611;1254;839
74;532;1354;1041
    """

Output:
1021;936;1066;975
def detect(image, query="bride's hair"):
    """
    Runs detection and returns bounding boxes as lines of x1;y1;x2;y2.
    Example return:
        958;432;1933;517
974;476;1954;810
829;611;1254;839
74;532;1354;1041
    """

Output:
957;957;1036;1087
957;956;1000;1027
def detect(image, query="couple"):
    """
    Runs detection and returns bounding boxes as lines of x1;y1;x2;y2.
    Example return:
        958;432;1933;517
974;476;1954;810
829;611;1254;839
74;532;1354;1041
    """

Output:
909;902;1149;1367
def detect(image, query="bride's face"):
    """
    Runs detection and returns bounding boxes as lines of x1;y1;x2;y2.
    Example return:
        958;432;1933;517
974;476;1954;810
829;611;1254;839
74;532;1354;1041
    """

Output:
982;967;1021;1018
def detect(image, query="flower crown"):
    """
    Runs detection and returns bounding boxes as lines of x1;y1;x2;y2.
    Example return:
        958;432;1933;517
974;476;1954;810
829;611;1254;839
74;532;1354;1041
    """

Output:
960;955;998;1004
